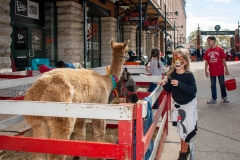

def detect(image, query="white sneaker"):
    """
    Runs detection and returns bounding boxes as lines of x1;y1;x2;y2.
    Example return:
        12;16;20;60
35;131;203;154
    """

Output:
222;97;229;103
207;99;217;104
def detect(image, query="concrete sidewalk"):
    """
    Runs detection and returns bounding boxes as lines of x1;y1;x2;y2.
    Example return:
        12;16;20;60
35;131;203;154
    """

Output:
161;61;240;160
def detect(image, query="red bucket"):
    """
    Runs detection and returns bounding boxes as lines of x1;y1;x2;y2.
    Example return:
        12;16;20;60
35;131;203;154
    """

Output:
224;75;237;91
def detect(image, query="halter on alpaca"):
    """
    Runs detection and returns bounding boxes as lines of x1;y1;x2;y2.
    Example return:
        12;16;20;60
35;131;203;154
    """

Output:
119;68;138;103
120;78;138;103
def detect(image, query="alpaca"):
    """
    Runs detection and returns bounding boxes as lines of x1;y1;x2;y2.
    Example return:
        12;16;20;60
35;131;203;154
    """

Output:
108;67;138;104
23;40;129;160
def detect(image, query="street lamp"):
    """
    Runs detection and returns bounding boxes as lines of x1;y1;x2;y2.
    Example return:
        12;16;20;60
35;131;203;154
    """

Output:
174;21;175;49
180;34;183;45
164;4;167;65
174;24;184;48
164;4;178;64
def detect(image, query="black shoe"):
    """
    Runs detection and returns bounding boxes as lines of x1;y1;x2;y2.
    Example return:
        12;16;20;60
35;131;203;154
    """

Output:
177;146;190;160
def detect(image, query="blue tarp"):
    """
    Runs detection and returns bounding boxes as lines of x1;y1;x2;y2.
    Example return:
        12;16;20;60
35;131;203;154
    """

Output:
133;96;154;160
143;96;154;160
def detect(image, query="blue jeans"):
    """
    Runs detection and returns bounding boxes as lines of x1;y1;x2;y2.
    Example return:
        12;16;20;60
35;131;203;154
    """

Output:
210;75;227;100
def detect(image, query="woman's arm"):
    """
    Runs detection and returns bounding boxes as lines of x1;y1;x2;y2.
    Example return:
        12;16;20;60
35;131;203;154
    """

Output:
148;61;155;74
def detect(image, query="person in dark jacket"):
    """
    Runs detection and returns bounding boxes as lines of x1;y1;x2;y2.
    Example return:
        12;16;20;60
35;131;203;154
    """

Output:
196;47;201;61
126;51;137;62
56;61;76;69
200;47;205;61
231;48;236;61
166;46;173;66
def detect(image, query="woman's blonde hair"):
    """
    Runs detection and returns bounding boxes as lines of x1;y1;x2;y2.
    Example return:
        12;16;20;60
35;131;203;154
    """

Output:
165;47;191;76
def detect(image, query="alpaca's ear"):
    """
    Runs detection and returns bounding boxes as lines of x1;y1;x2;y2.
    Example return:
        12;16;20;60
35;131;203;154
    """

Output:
124;67;130;77
111;39;115;49
123;40;130;50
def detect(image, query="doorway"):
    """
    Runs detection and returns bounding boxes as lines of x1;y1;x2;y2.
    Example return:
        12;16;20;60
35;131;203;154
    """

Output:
11;22;45;71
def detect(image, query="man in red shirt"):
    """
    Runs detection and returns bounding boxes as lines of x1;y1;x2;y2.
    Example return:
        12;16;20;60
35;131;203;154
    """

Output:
204;36;230;104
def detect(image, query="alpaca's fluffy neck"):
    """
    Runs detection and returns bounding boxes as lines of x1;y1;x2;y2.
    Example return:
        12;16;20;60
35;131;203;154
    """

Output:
109;57;125;79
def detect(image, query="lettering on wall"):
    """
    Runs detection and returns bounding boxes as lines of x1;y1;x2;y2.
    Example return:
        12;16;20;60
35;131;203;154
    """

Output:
15;0;39;20
17;34;25;43
87;42;99;51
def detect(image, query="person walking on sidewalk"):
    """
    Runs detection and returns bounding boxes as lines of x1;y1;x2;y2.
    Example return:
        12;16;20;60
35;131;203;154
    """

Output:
158;47;198;160
203;36;230;104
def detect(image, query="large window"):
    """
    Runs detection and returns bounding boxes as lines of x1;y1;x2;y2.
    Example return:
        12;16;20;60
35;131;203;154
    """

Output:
87;17;101;68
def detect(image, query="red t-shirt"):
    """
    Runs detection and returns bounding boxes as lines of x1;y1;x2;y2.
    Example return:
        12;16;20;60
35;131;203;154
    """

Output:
203;46;226;76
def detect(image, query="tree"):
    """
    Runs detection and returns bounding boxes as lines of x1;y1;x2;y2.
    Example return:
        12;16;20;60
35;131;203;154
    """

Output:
187;30;197;44
187;30;203;46
216;29;231;48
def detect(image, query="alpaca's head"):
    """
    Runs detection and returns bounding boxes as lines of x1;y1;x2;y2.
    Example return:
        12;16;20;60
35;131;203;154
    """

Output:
111;39;130;58
117;67;138;103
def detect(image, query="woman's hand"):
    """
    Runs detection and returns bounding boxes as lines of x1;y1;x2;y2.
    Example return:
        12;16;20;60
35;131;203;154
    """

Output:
145;66;150;71
158;77;168;86
205;71;209;78
158;80;166;86
170;79;178;86
225;69;229;76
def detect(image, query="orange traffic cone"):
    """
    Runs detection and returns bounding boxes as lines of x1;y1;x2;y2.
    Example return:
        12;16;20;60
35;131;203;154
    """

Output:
235;56;239;61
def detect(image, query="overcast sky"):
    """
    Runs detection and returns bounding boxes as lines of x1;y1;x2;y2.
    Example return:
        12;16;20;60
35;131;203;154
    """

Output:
186;0;240;38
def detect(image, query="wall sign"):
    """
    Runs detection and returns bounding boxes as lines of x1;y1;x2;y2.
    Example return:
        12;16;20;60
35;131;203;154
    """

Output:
120;7;147;22
201;31;235;35
14;25;28;50
15;0;39;20
142;18;158;30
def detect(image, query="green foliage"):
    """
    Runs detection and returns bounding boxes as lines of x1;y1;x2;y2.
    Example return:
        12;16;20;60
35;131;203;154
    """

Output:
187;30;197;44
187;30;203;46
216;29;231;47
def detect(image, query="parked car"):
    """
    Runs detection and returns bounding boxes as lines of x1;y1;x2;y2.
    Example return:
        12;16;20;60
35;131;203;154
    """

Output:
189;49;196;56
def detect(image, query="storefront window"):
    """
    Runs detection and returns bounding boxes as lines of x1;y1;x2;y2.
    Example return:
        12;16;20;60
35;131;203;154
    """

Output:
31;28;43;50
87;17;101;68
